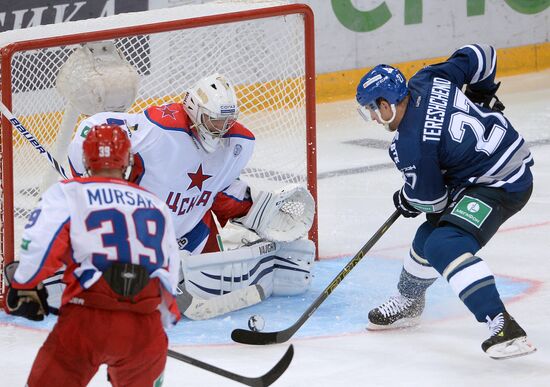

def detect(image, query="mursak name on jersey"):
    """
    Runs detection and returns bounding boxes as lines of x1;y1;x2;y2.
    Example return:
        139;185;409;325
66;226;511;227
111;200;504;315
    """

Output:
86;187;155;208
423;77;451;142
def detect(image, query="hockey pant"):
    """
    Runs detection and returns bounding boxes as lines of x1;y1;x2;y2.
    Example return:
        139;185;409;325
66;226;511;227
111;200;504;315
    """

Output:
26;304;166;387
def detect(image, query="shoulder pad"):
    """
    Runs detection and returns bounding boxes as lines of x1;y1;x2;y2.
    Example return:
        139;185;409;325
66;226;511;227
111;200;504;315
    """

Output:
224;122;255;140
144;103;191;131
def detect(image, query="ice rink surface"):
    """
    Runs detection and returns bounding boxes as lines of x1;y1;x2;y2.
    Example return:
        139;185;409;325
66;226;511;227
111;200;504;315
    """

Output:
1;70;549;386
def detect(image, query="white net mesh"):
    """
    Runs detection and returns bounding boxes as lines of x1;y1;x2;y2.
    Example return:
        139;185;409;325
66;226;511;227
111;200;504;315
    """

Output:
0;6;314;270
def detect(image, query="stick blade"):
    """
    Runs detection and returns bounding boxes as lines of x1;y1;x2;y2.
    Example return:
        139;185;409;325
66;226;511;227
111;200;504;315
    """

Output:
167;344;293;387
231;328;282;345
257;344;294;387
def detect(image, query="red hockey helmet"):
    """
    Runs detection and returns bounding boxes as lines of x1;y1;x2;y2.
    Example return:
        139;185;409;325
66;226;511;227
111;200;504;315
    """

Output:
82;124;131;173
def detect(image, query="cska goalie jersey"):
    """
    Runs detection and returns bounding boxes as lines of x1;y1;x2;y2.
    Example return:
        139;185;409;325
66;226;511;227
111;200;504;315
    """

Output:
390;44;533;213
12;177;181;326
68;103;255;254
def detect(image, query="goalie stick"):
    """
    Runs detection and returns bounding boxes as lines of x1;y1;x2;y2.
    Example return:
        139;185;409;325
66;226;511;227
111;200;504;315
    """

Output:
231;210;400;345
0;102;70;180
167;345;293;387
179;284;266;320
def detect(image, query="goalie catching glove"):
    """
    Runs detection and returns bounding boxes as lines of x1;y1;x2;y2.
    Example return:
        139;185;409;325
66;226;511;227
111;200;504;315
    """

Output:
56;41;139;115
233;184;315;242
3;262;49;321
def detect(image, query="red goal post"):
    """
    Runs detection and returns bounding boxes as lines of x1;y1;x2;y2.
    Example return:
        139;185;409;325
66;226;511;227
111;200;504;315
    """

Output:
0;2;317;301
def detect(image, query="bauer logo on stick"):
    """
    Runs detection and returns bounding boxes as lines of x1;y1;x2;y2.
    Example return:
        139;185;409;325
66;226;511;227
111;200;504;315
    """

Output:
9;117;46;154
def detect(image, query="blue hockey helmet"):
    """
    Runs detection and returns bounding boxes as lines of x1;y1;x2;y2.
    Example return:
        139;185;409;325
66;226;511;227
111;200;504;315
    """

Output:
356;64;408;109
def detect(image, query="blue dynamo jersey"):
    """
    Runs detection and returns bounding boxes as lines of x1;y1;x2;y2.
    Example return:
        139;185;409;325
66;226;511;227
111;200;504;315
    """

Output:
391;44;533;213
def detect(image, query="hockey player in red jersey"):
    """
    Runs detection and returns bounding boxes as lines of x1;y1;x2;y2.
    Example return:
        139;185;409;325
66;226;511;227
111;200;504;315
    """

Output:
4;124;180;387
67;73;316;320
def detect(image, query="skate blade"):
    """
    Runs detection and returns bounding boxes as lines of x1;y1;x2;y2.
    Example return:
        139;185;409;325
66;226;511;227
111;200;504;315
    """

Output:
367;317;420;331
486;337;537;360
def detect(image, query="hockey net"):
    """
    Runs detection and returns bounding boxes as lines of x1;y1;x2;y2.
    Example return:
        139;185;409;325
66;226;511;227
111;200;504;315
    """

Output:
0;2;316;300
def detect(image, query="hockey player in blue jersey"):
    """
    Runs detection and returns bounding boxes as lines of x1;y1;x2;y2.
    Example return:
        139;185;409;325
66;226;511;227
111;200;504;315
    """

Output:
355;44;536;359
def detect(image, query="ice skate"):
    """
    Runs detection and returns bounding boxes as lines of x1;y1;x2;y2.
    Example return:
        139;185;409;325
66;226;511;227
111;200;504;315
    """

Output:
482;312;536;360
367;294;425;330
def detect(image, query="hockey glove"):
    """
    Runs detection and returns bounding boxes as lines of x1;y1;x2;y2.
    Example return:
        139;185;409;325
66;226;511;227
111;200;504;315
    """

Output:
393;189;421;218
4;262;49;321
465;82;505;112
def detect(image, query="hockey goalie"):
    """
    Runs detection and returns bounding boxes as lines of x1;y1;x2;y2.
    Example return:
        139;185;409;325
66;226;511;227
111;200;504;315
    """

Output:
60;45;315;320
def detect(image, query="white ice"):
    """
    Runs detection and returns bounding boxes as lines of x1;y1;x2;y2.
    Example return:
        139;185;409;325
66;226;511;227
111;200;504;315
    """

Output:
1;70;549;386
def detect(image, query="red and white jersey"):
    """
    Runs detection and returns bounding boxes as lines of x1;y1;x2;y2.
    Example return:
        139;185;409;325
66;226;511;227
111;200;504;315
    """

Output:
68;104;254;254
12;177;181;325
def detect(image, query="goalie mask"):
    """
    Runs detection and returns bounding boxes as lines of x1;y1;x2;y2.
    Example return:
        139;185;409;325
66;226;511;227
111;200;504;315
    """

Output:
356;64;408;131
83;124;132;176
182;73;239;153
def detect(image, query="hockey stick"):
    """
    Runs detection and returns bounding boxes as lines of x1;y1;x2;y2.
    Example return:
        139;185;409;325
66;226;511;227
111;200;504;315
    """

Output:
167;345;293;387
231;210;401;345
45;306;292;386
0;102;70;179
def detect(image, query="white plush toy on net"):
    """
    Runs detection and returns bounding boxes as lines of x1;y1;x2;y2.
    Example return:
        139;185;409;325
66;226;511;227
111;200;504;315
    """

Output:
232;184;316;242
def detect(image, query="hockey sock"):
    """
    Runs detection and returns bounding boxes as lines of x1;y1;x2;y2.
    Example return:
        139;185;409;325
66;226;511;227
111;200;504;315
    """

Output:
424;226;505;322
398;222;440;299
397;268;437;299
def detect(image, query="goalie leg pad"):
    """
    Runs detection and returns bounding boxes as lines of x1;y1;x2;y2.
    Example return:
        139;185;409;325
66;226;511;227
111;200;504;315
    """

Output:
179;238;314;306
272;265;312;296
273;239;315;296
183;256;276;299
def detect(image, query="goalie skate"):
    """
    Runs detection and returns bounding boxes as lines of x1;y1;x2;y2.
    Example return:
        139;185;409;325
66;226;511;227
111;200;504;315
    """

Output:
367;294;424;330
482;312;537;360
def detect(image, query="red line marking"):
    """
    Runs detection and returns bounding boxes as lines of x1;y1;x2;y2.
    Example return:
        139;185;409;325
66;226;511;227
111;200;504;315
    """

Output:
319;219;550;260
498;220;550;233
